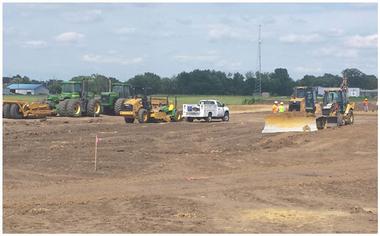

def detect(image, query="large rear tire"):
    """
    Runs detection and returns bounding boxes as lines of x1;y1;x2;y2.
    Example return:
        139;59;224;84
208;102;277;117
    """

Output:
114;98;125;116
206;112;212;122
87;99;101;117
3;104;11;118
66;99;82;117
10;104;23;119
57;100;69;117
137;109;149;123
186;117;194;122
346;110;354;125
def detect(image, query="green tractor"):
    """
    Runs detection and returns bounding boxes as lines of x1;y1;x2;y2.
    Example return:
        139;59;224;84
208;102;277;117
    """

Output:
100;82;132;115
47;80;101;117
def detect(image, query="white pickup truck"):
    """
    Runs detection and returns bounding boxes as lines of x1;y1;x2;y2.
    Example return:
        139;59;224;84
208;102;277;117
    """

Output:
182;99;229;122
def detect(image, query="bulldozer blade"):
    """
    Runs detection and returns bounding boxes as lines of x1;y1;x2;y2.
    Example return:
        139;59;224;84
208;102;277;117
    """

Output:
262;112;318;133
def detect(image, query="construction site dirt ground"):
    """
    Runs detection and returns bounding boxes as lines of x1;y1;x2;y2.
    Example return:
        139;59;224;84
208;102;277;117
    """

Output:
3;105;378;233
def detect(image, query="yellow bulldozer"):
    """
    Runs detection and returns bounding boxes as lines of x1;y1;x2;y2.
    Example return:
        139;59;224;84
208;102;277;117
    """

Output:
262;87;319;133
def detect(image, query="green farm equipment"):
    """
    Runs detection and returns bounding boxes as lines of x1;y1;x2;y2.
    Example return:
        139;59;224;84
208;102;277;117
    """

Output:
100;82;132;115
47;80;101;117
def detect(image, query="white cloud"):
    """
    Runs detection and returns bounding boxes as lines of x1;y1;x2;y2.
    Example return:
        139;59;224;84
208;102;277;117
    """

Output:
279;33;323;43
174;51;218;62
207;24;254;42
55;32;84;43
22;40;47;48
344;34;377;48
114;27;136;35
63;9;103;23
295;66;322;74
312;46;359;58
82;54;143;65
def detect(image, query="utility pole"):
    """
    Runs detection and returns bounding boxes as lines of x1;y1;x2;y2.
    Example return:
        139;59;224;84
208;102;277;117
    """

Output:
254;24;262;97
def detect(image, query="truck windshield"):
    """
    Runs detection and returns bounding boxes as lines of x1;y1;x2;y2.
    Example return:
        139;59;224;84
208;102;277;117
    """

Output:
62;83;81;93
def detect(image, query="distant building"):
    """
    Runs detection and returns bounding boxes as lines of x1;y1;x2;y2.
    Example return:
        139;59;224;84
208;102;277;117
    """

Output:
7;83;49;95
316;87;361;97
360;89;378;98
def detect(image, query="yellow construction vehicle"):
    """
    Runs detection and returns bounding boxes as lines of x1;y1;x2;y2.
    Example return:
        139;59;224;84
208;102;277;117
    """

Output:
3;100;53;119
316;77;355;129
262;87;319;133
119;94;182;123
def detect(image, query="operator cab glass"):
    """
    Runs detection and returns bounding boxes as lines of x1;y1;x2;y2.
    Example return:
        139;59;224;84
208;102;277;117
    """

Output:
323;91;342;105
112;85;124;95
62;83;81;93
295;88;306;98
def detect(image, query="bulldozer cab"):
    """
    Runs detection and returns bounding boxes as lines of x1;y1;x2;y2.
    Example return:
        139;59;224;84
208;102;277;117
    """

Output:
293;87;307;98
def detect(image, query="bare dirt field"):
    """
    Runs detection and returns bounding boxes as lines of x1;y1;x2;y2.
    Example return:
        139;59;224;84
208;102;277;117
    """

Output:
3;105;378;233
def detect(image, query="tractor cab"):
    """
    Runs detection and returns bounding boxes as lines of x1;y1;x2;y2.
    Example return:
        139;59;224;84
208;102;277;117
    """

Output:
322;89;348;115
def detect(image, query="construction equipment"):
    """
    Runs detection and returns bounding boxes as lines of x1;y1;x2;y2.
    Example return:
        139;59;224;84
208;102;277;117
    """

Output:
100;82;132;115
47;80;101;117
119;91;182;123
316;76;355;129
262;87;319;133
3;100;52;119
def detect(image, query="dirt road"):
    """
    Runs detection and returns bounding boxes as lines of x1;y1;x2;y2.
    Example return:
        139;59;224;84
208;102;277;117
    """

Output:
3;107;378;233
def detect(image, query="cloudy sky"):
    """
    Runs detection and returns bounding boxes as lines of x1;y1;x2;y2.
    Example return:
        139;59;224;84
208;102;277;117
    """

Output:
3;3;378;81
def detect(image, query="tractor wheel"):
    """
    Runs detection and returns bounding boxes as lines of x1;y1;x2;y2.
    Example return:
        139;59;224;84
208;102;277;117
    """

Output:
172;110;183;122
337;113;345;126
222;111;229;122
57;100;69;116
186;117;194;122
3;104;11;118
114;98;125;115
316;117;326;130
10;104;23;119
137;109;149;123
124;117;135;123
87;99;101;117
66;99;82;117
346;110;354;125
206;112;212;122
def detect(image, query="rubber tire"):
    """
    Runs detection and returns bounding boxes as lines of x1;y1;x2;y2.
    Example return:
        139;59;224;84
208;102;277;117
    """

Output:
186;117;194;122
206;112;212;122
66;99;82;117
316;117;326;130
114;98;125;115
10;104;23;119
346;110;354;125
87;99;101;117
3;104;11;118
138;109;149;123
337;113;345;126
222;111;229;122
124;117;135;123
57;100;69;117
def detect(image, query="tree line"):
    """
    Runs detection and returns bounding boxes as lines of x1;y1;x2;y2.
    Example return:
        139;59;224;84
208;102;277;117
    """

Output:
3;68;377;96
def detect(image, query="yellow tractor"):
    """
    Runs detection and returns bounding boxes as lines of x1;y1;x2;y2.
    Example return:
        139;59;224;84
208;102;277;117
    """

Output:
316;88;355;129
262;87;319;133
119;95;182;123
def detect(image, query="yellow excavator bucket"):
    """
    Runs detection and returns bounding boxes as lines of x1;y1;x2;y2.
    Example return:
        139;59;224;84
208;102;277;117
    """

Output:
262;112;318;133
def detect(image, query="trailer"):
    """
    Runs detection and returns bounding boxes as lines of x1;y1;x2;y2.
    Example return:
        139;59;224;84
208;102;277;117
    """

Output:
3;100;53;119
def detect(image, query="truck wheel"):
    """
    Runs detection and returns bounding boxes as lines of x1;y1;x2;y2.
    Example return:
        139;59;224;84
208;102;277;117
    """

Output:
66;99;82;117
10;104;23;119
87;99;101;117
222;111;229;122
57;100;69;116
138;109;149;123
124;117;135;123
316;117;326;130
3;104;11;118
114;98;125;115
206;112;212;122
186;117;194;122
337;113;345;126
